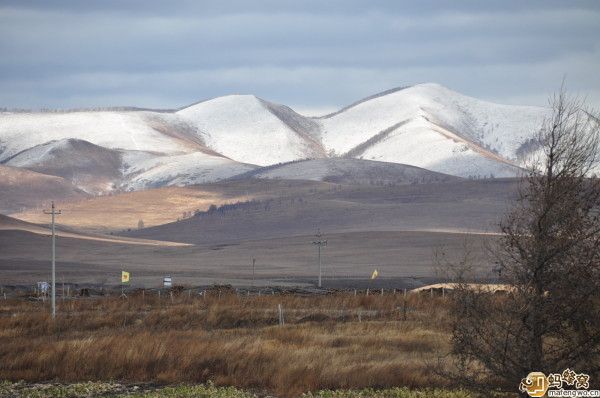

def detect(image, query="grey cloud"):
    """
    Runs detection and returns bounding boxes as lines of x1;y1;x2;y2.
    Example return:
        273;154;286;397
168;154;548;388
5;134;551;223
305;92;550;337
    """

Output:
0;1;599;110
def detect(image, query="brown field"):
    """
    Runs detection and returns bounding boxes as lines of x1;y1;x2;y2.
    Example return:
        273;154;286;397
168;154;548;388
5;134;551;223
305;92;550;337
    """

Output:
0;214;190;247
0;178;513;287
0;165;88;214
11;185;251;232
0;289;456;397
10;179;330;233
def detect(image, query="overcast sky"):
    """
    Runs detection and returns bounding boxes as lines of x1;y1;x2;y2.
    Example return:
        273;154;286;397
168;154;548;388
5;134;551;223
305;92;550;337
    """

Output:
1;0;599;115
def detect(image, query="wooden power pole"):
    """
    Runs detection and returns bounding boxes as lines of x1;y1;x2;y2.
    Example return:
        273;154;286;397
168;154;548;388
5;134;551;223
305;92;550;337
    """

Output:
43;201;61;319
312;229;327;288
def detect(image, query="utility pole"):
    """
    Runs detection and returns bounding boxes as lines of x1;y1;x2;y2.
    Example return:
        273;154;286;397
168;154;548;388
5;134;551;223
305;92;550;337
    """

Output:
252;258;256;287
43;201;61;320
312;229;327;288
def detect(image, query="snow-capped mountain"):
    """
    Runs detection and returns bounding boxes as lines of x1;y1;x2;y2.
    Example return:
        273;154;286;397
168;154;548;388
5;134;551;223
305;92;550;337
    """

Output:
0;111;199;161
176;95;325;166
4;138;122;194
0;83;550;196
318;83;547;178
121;151;257;190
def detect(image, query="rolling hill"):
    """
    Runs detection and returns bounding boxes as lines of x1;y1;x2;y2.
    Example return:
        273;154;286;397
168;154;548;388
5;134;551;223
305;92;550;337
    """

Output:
0;83;549;206
236;158;460;185
0;165;88;213
10;179;328;232
1;178;515;286
176;95;326;166
4;138;123;194
126;178;516;245
318;83;546;178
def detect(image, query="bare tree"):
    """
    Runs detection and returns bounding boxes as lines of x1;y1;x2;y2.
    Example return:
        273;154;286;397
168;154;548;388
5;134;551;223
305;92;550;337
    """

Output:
448;86;600;390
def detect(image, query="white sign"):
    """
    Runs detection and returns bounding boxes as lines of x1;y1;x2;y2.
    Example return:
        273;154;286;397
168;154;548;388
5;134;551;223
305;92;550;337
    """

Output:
37;281;49;294
163;276;172;288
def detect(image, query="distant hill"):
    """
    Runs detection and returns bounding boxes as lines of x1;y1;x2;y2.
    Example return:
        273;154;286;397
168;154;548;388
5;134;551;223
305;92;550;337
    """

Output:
4;138;122;194
126;178;518;245
176;95;326;166
0;83;548;207
236;158;460;185
0;165;88;213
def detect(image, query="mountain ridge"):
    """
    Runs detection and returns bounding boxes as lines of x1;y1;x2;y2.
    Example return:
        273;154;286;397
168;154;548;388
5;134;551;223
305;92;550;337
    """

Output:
0;83;549;203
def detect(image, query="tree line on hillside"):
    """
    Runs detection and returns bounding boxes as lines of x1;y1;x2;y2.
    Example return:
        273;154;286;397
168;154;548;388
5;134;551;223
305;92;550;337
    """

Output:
188;197;309;219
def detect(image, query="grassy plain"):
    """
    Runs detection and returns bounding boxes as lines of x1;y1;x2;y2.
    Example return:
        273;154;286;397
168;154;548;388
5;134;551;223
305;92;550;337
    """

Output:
0;289;470;397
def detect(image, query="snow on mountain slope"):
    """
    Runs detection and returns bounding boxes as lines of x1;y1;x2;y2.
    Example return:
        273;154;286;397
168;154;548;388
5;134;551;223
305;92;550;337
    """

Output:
177;95;325;166
4;138;122;194
318;83;548;176
0;111;195;162
0;109;259;193
1;134;257;193
237;158;460;185
353;117;520;178
0;83;550;198
122;151;258;190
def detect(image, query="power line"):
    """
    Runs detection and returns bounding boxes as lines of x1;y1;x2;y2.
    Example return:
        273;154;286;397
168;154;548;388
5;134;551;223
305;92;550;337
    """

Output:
43;201;61;320
312;229;327;288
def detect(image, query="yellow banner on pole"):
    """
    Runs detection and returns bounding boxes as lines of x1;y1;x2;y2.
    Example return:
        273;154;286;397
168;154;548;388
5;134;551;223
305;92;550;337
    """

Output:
121;271;130;283
371;269;379;280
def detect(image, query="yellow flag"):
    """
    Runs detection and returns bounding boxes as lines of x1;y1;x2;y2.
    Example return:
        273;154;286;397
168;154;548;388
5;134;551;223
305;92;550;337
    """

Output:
371;269;379;280
121;271;130;283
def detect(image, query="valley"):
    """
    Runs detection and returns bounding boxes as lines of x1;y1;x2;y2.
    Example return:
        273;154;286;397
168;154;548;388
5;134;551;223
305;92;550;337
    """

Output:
0;83;538;289
0;177;515;287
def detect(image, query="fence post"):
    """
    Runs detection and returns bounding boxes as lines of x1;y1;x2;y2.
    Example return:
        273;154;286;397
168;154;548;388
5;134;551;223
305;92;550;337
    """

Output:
278;304;284;326
381;288;384;296
366;288;369;296
358;310;362;323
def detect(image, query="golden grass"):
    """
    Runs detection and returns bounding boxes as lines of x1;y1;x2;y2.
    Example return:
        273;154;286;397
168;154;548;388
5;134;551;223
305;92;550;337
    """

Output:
10;179;332;232
0;291;453;397
11;186;251;232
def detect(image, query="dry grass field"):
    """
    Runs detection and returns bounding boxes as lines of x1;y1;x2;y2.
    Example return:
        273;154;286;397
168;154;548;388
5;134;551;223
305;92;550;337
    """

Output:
11;185;253;232
10;180;330;233
0;289;467;397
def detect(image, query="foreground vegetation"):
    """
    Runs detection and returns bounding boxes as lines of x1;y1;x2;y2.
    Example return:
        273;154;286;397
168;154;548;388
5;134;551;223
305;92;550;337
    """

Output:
0;380;487;398
0;289;461;397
